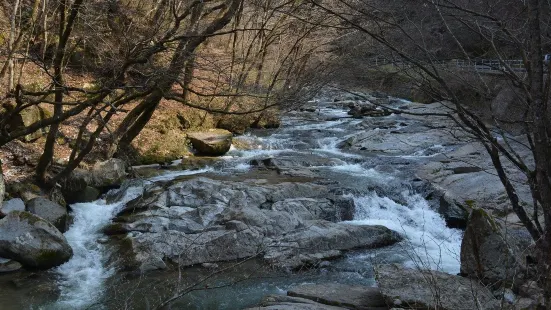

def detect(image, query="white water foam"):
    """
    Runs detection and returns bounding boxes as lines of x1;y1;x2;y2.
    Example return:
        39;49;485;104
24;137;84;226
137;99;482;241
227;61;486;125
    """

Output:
347;192;462;274
314;137;362;158
147;167;214;182
53;168;214;309
54;185;144;309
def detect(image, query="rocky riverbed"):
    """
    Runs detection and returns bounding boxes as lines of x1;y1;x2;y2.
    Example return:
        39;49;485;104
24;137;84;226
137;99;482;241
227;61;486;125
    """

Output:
0;90;536;309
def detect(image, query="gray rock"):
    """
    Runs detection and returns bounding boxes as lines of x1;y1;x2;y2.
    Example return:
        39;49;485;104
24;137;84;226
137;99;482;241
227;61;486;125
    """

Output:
264;222;401;269
0;211;72;269
26;197;67;232
188;129;233;156
245;295;347;310
437;192;468;229
1;198;25;217
460;209;530;288
0;257;22;273
287;283;387;309
64;186;101;204
91;158;127;188
110;177;399;271
375;264;500;310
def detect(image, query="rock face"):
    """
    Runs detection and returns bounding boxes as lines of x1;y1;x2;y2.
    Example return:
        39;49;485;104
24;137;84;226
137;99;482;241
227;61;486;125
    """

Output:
26;197;68;232
1;198;25;217
375;264;500;310
287;283;387;309
108;177;400;271
0;211;72;269
460;209;531;287
188;129;233;156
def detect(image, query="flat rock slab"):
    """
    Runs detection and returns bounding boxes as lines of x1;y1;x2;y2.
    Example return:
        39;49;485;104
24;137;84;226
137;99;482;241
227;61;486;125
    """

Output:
288;283;387;309
245;295;347;310
375;264;500;310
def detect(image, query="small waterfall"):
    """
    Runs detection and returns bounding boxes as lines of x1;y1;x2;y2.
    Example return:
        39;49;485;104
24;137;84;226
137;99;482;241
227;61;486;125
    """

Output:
348;191;463;274
52;169;213;309
53;185;143;309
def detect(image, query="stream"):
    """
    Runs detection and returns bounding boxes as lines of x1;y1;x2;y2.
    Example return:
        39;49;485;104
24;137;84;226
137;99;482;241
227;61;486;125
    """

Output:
1;94;463;309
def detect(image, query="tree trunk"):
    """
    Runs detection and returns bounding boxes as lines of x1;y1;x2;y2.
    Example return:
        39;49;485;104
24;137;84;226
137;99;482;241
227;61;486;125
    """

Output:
0;159;4;207
7;0;21;91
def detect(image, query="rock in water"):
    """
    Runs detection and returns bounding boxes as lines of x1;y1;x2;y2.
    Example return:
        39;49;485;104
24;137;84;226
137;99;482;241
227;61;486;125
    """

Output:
460;208;530;287
0;211;72;269
375;264;500;310
0;198;26;217
188;129;232;156
287;283;386;309
26;197;68;232
245;295;347;310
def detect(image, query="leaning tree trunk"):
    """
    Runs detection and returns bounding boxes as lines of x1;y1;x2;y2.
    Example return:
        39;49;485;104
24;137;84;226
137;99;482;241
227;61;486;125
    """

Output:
0;159;4;207
526;1;551;308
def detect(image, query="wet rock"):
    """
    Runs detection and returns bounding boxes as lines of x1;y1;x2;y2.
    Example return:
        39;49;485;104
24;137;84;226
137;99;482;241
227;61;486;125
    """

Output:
451;166;483;174
0;257;22;273
375;264;500;310
0;211;72;269
287;283;386;309
331;196;355;221
110;177;398;271
461;209;532;288
245;295;346;310
188;129;233;156
60;168;90;193
64;186;101;204
433;192;468;229
264;222;401;269
91;158;128;188
26;197;67;232
1;198;26;217
121;228;263;271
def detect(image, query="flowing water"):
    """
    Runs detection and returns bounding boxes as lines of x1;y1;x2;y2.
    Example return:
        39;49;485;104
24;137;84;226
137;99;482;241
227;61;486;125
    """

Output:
1;96;463;309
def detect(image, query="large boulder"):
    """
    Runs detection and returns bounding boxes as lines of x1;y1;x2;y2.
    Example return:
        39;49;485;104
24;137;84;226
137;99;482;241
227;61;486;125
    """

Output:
107;177;399;271
0;211;72;269
91;158;127;188
460;208;531;288
287;283;387;309
188;129;233;156
26;197;68;232
60;159;126;203
375;264;500;310
0;198;25;217
264;222;401;269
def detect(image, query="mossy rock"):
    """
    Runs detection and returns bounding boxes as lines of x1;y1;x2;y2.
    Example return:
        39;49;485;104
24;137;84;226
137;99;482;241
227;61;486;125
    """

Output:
187;129;233;156
2;103;52;142
133;129;193;165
